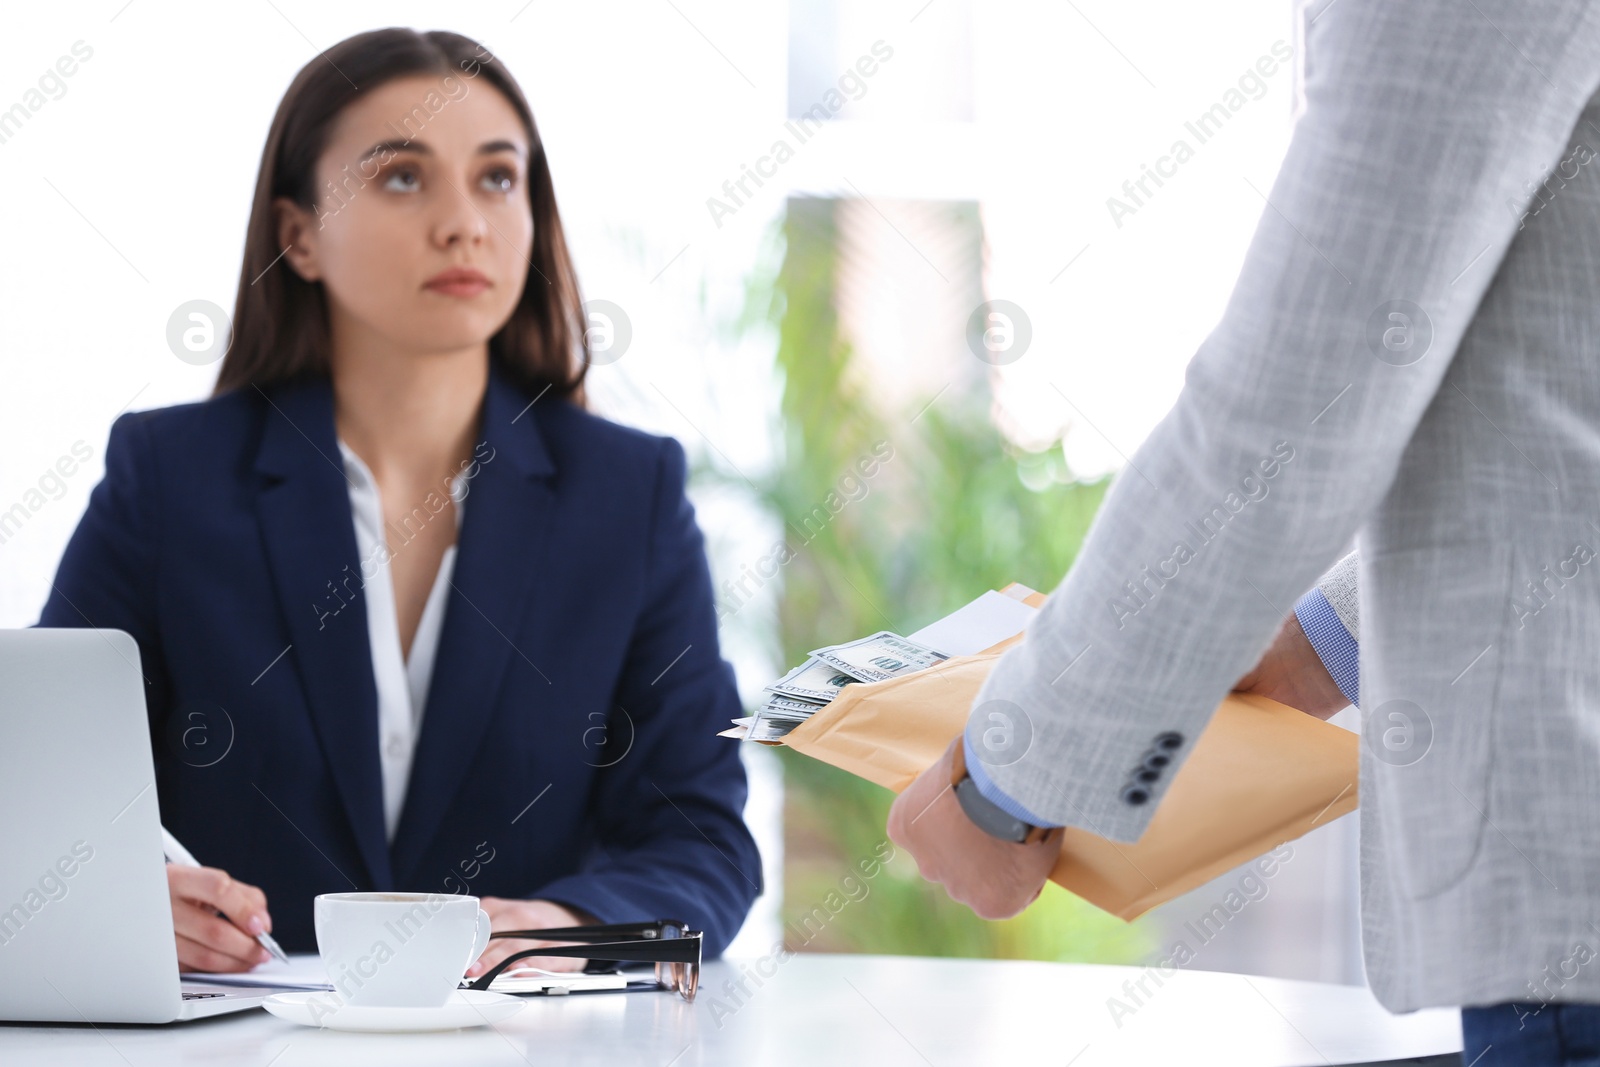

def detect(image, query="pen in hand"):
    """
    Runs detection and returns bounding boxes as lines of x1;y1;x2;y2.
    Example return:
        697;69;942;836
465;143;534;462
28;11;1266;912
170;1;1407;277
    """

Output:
159;825;290;966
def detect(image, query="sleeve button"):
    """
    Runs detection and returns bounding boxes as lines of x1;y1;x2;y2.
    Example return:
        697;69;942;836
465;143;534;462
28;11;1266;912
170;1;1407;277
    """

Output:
1120;784;1151;806
1154;731;1184;750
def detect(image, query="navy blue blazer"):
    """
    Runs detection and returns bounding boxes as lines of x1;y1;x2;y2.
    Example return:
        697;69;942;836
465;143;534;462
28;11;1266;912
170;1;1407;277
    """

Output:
37;359;761;955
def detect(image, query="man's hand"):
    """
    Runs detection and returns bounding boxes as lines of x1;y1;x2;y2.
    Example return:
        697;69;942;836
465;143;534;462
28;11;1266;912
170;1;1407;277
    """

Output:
465;898;594;978
886;736;1062;920
167;865;274;973
1233;611;1349;720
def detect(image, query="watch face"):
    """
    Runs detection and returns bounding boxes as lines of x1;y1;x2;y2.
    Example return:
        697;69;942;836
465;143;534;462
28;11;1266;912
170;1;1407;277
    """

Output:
955;777;1029;843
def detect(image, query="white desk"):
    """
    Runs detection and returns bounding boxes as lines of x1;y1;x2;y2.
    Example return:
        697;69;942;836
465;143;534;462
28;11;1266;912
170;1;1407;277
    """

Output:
0;954;1461;1066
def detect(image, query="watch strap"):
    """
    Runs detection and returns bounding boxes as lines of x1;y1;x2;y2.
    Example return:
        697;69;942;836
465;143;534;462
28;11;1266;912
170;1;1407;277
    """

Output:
950;738;1060;846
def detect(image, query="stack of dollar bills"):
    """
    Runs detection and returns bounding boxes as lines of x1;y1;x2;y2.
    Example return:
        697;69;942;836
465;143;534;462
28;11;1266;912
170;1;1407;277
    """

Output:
721;586;1041;744
741;632;952;742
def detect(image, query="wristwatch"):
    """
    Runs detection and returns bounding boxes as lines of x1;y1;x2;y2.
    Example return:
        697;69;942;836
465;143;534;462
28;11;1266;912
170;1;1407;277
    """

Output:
951;739;1062;845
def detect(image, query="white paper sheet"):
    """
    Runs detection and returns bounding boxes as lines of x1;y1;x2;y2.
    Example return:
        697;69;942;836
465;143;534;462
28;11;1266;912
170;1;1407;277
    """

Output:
906;589;1038;656
183;952;632;994
183;952;331;990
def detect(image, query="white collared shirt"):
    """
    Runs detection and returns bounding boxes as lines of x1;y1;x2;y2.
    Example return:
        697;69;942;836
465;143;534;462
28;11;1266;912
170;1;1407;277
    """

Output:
337;439;468;843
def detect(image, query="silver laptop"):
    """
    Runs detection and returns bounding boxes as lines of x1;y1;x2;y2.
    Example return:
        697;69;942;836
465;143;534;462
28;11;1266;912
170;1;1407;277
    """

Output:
0;628;280;1022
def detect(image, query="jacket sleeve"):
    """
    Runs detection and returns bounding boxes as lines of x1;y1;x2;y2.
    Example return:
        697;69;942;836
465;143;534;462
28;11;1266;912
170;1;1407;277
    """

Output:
532;436;761;955
965;0;1600;841
35;411;171;721
1293;549;1361;706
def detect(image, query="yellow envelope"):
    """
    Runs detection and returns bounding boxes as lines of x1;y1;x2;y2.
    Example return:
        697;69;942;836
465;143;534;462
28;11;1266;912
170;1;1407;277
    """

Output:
778;587;1360;920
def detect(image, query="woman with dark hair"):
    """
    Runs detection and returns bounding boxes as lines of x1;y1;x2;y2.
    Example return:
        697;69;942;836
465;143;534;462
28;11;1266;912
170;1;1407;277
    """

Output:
37;27;760;979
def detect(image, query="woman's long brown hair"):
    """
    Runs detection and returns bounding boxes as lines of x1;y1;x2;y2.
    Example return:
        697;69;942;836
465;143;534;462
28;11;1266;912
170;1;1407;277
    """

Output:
213;27;588;405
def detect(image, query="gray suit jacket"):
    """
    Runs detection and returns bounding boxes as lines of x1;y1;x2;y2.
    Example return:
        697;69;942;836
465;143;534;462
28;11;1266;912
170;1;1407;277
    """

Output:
973;0;1600;1011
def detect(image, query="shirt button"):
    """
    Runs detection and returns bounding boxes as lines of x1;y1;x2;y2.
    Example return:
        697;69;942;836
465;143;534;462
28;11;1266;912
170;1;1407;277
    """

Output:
385;735;405;761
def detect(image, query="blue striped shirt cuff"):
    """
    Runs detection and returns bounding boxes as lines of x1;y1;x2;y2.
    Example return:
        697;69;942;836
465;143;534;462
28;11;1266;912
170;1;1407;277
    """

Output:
1293;586;1360;707
961;730;1062;828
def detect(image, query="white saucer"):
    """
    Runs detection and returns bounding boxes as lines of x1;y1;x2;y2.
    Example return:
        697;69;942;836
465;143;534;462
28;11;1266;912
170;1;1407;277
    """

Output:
263;989;525;1032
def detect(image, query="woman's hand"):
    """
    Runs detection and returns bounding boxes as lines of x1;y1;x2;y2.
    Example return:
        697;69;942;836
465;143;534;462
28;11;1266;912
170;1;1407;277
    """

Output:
167;865;274;973
466;898;594;979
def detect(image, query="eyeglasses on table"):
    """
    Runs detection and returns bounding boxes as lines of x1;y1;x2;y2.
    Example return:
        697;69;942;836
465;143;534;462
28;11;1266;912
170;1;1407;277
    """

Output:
464;919;702;1002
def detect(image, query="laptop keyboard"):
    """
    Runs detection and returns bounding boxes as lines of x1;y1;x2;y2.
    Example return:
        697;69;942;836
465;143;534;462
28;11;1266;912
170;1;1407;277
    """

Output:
182;992;227;1000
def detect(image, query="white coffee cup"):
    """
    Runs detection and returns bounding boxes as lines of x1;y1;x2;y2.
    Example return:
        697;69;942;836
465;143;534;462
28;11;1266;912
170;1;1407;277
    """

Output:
313;892;492;1008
